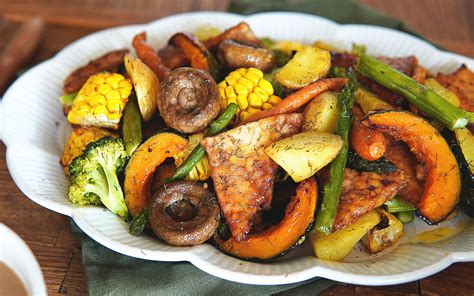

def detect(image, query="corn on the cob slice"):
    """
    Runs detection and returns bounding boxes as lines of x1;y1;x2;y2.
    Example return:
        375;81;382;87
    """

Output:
218;68;282;123
67;72;132;129
173;133;211;181
61;127;117;175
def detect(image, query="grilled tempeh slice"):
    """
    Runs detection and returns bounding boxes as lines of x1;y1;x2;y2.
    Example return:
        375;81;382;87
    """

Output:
202;113;303;241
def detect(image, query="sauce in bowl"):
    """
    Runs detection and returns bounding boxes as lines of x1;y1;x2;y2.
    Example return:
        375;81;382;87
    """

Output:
0;262;29;296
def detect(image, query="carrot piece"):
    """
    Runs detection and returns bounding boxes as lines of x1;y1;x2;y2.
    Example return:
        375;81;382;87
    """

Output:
350;120;386;161
203;22;262;51
132;32;170;80
241;78;347;124
169;33;210;71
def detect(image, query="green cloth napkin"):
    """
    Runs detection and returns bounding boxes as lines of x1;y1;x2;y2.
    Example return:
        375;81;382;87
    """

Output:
73;1;423;295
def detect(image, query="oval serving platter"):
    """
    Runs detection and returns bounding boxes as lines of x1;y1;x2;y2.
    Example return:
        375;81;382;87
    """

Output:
1;12;473;286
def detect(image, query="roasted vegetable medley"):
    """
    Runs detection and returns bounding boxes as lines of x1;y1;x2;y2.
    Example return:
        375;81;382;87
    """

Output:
60;22;474;261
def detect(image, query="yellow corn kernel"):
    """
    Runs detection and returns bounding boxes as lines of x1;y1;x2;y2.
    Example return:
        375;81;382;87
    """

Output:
247;68;263;79
225;86;237;100
247;107;260;115
218;87;226;98
258;79;274;95
119;79;132;91
227;96;237;106
218;81;227;88
248;93;262;108
262;102;273;110
93;105;108;116
67;112;82;124
89;94;106;106
228;71;242;80
244;71;260;85
106;73;123;89
236;94;249;110
254;87;269;102
98;84;112;95
119;88;131;98
225;76;237;86
236;68;247;75
268;95;282;105
238;77;254;90
239;111;251;122
234;83;249;96
105;90;121;101
91;75;105;85
107;113;121;120
107;99;122;113
76;106;91;116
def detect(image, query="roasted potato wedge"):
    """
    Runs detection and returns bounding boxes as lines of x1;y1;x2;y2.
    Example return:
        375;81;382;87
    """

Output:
425;78;461;108
310;211;381;261
361;210;403;253
265;131;343;182
355;87;393;114
124;54;159;121
302;91;338;132
275;46;331;89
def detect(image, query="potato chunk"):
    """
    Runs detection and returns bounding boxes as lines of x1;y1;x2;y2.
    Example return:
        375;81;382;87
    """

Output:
310;211;381;261
265;131;343;182
275;46;330;89
124;53;159;121
361;210;403;253
302;91;338;133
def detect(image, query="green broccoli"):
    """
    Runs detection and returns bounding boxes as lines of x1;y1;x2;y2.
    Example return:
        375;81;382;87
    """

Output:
68;136;130;219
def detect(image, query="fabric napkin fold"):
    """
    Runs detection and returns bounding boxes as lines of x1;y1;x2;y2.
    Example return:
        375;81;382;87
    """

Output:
73;0;424;294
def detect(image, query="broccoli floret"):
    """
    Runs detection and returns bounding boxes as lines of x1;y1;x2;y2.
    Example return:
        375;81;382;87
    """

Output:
68;136;130;219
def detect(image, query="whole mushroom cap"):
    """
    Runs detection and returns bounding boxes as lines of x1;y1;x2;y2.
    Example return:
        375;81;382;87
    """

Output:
158;67;220;133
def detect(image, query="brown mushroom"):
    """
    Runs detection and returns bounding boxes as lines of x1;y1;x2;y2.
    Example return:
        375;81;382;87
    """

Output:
217;40;275;72
158;67;220;133
149;181;220;246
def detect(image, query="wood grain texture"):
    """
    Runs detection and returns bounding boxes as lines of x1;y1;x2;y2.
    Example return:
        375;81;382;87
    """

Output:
0;0;473;295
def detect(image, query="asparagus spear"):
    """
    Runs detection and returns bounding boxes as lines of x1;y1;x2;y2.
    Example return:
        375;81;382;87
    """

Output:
356;54;473;130
314;69;358;234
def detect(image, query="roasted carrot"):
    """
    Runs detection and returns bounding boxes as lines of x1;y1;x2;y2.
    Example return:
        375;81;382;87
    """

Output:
241;78;347;124
132;32;170;80
203;22;262;51
350;120;387;161
169;33;210;71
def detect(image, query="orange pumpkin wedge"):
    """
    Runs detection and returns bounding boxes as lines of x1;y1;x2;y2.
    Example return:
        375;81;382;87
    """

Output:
215;177;318;260
363;110;461;223
124;132;188;216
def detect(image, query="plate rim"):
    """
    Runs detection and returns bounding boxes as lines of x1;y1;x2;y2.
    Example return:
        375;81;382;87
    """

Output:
1;11;473;286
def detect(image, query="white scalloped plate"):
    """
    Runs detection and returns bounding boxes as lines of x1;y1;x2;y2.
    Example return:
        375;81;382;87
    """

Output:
1;12;473;286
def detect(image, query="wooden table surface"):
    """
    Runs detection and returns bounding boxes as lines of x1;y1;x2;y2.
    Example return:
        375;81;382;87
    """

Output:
1;0;473;295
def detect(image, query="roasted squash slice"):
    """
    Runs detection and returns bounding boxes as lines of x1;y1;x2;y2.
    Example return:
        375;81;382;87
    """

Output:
214;177;318;260
124;132;188;216
363;111;461;223
169;33;222;80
